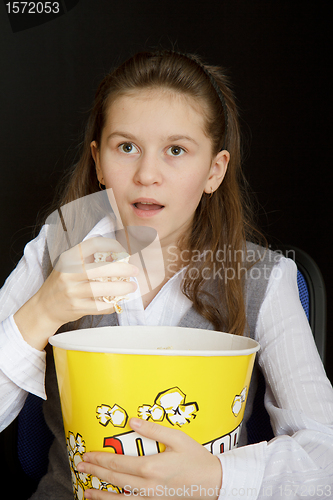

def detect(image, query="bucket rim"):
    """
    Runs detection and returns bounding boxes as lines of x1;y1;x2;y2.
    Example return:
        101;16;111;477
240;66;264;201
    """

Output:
49;326;260;357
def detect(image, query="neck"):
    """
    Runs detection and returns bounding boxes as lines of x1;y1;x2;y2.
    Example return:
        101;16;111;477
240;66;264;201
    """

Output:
138;244;186;310
162;244;185;280
119;226;190;301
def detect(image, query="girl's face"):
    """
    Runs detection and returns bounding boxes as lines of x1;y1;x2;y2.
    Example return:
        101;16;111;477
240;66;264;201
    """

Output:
91;89;229;248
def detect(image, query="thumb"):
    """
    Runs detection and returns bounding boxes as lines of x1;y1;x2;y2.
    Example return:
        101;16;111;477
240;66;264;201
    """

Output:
129;417;190;452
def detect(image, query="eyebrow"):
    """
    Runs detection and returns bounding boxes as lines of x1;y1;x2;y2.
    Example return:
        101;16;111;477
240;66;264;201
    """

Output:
107;131;199;146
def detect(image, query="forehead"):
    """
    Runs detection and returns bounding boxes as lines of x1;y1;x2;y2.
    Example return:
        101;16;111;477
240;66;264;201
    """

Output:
104;88;210;137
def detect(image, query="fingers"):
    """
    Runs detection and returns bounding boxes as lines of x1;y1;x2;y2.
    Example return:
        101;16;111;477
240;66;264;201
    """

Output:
80;237;128;259
85;261;139;280
54;261;139;287
82;452;138;473
51;281;136;316
77;422;222;500
79;280;137;299
77;453;149;493
84;489;121;499
73;298;116;315
42;236;140;326
55;237;130;270
129;418;188;453
84;488;119;499
55;237;139;278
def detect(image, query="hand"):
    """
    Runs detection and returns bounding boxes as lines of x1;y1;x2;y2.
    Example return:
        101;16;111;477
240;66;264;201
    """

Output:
77;418;222;500
14;237;139;350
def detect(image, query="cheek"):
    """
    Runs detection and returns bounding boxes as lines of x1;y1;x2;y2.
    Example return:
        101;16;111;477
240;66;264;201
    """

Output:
175;177;206;215
103;169;124;185
180;169;208;196
100;159;127;187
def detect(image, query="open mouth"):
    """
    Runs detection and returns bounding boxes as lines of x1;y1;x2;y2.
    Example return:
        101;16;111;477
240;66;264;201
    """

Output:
133;202;164;211
132;200;165;217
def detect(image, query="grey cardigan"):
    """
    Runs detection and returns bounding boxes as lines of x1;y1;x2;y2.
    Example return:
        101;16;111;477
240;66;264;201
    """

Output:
30;243;281;499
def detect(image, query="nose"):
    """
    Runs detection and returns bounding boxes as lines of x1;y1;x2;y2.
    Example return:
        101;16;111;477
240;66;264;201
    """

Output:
133;152;163;186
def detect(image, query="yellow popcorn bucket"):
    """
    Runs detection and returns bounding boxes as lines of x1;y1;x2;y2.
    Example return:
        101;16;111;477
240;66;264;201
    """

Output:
50;326;259;498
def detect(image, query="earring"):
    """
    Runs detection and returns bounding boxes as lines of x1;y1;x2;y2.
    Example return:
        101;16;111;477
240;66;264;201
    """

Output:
99;181;105;191
205;187;214;199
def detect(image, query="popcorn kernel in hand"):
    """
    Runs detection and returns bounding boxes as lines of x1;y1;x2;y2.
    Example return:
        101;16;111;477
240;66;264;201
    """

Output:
93;250;131;313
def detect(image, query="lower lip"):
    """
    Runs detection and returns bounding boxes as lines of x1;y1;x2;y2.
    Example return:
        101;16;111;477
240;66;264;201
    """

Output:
131;204;165;218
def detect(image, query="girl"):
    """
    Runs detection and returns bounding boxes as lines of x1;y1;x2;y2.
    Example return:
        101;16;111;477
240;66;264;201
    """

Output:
0;51;332;500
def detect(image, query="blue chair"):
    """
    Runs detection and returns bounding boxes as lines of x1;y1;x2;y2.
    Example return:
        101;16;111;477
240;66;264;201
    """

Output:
282;245;326;362
0;395;53;499
246;245;327;444
17;392;54;481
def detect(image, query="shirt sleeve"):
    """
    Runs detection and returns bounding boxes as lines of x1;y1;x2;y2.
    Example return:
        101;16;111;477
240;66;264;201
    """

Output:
0;226;48;431
217;257;333;499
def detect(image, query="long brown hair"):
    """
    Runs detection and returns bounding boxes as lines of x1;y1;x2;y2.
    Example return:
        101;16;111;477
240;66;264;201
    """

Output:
47;50;264;335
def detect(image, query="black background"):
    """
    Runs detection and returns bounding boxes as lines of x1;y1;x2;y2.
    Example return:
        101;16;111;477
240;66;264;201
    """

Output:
1;0;332;381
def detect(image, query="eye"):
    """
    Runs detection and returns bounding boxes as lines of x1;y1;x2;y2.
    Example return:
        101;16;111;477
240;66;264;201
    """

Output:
119;142;139;154
167;145;186;157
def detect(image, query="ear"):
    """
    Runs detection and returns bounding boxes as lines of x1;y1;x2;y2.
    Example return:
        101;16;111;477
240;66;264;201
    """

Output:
204;150;229;194
90;140;104;184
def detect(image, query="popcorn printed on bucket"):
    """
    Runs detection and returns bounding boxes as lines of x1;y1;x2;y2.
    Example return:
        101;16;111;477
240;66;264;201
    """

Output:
90;476;122;493
231;387;247;417
96;404;128;428
138;387;199;427
66;431;121;499
92;251;131;313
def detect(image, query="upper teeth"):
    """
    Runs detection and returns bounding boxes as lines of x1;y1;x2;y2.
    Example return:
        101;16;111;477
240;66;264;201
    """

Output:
140;202;153;204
